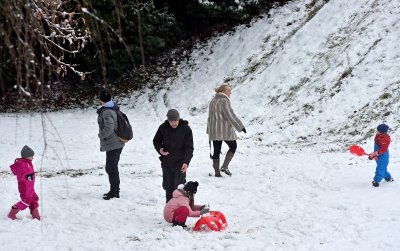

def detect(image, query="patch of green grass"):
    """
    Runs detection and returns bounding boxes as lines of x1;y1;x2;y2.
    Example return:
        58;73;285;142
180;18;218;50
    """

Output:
362;128;375;140
302;103;314;115
348;130;360;136
289;84;301;92
223;76;234;82
379;93;392;99
339;67;353;80
245;61;262;74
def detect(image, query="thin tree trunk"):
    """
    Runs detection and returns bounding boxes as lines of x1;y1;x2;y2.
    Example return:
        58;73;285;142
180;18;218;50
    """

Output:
135;0;145;66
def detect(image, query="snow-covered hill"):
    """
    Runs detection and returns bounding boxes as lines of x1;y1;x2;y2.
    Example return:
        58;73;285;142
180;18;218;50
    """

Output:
142;0;400;151
1;0;400;250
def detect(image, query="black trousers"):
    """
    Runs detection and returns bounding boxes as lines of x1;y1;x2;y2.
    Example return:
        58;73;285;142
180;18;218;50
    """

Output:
162;166;186;203
105;148;123;193
211;140;237;159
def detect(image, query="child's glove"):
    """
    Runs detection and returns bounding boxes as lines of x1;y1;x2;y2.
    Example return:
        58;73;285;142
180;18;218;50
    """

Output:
200;204;209;210
200;207;210;215
368;151;378;160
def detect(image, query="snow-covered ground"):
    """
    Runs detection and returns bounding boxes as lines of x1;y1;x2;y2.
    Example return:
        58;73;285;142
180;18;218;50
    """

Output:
1;0;400;250
2;111;399;251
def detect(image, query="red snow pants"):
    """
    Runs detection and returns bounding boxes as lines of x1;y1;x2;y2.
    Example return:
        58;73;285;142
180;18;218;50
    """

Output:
172;206;189;224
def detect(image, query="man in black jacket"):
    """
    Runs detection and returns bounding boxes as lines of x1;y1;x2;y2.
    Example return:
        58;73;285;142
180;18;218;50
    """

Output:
153;109;194;203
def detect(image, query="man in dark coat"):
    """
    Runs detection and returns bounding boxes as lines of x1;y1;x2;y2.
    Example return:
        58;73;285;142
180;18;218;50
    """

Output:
153;109;194;203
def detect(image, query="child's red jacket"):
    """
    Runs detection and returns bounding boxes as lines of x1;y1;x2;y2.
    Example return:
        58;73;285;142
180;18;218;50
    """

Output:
374;133;390;155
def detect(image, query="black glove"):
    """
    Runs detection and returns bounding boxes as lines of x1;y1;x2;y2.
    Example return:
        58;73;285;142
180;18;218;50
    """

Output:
242;128;247;133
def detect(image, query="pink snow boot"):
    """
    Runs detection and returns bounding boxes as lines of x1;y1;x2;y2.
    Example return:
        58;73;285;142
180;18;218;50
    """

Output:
8;206;20;220
31;208;41;221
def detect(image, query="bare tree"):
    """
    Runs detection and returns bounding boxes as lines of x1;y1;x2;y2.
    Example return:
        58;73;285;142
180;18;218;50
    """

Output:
136;0;146;66
0;0;91;106
0;0;135;109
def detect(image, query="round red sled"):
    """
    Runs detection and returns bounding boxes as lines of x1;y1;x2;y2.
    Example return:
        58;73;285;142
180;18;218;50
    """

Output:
193;211;227;232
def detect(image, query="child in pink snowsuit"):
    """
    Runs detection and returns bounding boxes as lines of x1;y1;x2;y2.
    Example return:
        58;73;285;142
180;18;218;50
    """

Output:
8;145;40;220
163;181;209;228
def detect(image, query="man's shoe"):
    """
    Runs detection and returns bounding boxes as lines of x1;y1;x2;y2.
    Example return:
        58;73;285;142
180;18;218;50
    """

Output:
103;192;119;200
385;177;394;182
103;191;112;196
372;181;379;187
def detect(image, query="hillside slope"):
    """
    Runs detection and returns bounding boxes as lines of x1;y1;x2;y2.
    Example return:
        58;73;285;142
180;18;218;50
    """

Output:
134;0;400;151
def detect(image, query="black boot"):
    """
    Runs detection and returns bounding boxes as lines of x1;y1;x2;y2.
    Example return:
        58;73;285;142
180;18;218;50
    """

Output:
172;220;187;228
103;191;120;200
372;181;379;187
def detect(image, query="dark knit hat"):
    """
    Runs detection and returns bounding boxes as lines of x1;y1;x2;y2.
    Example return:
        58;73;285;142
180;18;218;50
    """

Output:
183;181;198;194
21;145;35;158
377;124;389;134
166;109;180;121
99;89;112;103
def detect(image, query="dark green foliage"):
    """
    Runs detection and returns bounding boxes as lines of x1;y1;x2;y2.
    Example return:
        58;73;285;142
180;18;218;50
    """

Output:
153;0;286;36
82;0;291;79
0;0;290;109
77;0;181;80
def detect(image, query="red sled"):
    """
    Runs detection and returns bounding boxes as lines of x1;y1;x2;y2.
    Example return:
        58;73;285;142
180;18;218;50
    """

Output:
349;145;367;156
193;211;227;232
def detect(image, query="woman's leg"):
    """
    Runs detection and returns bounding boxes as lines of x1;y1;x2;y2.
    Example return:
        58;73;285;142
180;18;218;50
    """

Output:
211;141;223;159
220;141;237;176
211;141;223;177
224;140;237;154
